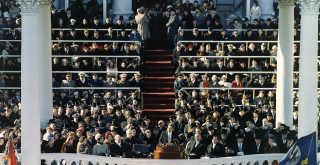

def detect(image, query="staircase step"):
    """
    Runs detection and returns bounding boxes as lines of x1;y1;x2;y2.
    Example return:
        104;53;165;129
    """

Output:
143;97;176;104
144;81;174;87
144;87;172;92
143;103;175;109
144;72;174;77
144;55;172;61
145;61;171;65
143;77;175;83
144;50;172;55
143;92;175;98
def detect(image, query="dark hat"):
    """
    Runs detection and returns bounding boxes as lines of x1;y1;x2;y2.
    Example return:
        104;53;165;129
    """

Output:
236;133;244;139
220;128;228;134
190;123;197;128
286;132;296;140
254;133;262;139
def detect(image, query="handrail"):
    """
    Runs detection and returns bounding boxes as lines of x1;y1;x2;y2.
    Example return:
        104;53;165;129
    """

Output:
0;40;21;42
38;153;286;165
53;87;140;90
0;87;21;90
181;87;311;90
0;55;141;58
51;71;140;74
180;28;280;32
178;40;281;43
52;28;133;31
182;87;276;90
0;55;21;57
179;56;305;59
51;40;141;43
0;87;141;91
179;56;276;58
52;55;140;58
180;71;276;74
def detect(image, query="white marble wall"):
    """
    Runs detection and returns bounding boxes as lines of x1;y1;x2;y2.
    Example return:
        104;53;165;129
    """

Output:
258;0;274;19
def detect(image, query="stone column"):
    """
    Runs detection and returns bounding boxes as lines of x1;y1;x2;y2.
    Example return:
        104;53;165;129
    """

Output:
65;0;69;10
276;0;294;128
19;1;41;164
103;0;108;23
258;0;274;19
298;0;320;138
246;0;251;19
39;0;52;128
112;0;133;21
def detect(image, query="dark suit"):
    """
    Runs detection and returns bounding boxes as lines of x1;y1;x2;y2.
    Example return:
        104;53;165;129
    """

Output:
250;142;265;154
185;140;206;159
75;79;90;87
206;143;226;158
110;142;133;158
158;131;178;145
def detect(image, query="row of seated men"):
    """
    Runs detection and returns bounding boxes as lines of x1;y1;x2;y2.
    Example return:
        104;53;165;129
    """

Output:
51;42;141;56
40;107;296;159
53;72;142;88
174;73;276;93
174;27;300;42
52;28;142;42
172;42;300;72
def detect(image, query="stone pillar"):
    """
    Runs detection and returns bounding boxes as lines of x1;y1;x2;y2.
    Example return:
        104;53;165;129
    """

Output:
103;0;107;23
246;0;251;19
298;0;320;138
65;0;69;9
39;1;53;128
53;0;61;9
19;0;41;164
276;0;294;128
258;0;274;19
112;0;133;21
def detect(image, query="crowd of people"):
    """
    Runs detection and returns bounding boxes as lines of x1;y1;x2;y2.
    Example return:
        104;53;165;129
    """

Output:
0;0;315;162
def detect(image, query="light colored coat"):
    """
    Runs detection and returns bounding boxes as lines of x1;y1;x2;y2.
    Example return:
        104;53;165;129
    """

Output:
135;14;151;41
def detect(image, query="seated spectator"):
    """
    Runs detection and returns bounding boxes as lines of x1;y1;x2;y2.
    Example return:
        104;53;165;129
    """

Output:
76;72;90;87
92;133;110;156
185;133;206;159
205;134;226;158
110;134;133;158
174;74;187;92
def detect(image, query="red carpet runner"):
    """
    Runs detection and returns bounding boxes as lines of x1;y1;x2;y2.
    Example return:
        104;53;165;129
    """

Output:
142;50;175;122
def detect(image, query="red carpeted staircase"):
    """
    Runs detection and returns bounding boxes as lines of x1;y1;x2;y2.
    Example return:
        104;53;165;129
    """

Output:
142;50;176;123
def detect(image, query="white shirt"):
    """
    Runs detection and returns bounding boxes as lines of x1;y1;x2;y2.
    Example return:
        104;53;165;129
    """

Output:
238;143;243;151
212;143;216;150
168;132;172;143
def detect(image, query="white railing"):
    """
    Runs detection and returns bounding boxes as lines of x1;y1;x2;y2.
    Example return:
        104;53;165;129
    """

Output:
0;152;320;165
39;153;284;165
